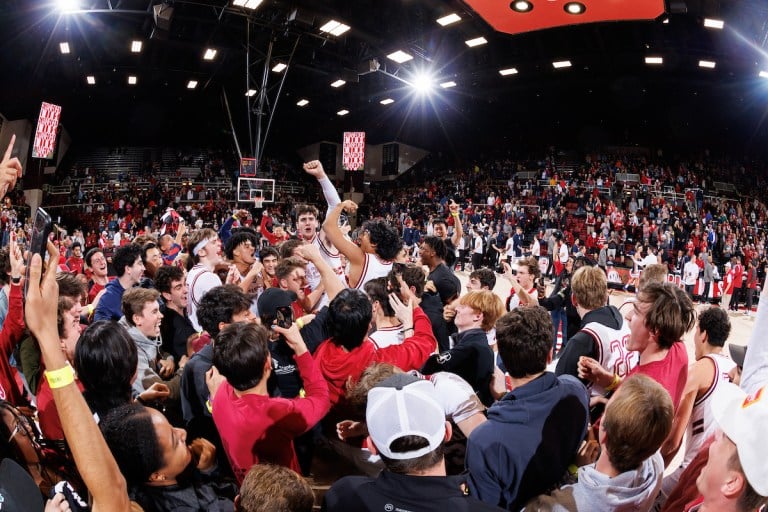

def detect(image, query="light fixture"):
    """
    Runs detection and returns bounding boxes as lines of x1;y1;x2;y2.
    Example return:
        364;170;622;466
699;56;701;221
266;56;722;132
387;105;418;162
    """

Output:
57;0;79;12
232;0;263;9
245;89;257;96
319;20;351;37
699;60;716;69
510;1;533;13
439;81;457;88
387;50;413;64
187;80;198;89
499;67;518;76
271;63;287;73
203;48;217;61
128;75;137;85
412;73;434;93
131;40;143;53
645;56;663;65
337;109;349;116
465;37;488;47
436;13;461;26
662;18;669;24
552;60;572;69
296;99;309;106
330;79;346;88
760;71;768;79
86;75;96;85
380;98;394;105
703;18;724;29
59;42;71;54
564;2;586;14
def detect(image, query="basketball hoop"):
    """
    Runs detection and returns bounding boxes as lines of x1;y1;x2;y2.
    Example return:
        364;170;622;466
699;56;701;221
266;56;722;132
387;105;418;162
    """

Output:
254;197;264;209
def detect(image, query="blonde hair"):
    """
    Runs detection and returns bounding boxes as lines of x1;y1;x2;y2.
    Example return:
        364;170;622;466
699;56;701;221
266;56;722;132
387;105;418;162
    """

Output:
571;266;608;310
459;290;505;331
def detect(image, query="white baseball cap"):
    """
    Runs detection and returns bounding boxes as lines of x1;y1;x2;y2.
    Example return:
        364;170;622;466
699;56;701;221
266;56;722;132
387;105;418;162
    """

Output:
366;374;446;460
711;383;768;496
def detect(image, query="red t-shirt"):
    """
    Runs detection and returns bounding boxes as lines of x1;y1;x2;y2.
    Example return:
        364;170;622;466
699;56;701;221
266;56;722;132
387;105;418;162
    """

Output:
37;377;86;440
628;341;688;411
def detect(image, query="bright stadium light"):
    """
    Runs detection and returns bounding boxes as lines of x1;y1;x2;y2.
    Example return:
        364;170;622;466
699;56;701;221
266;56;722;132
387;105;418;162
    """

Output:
58;0;80;12
412;72;434;93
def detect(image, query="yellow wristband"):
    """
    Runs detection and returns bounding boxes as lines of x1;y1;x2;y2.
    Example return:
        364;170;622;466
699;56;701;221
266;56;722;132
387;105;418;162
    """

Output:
206;399;213;414
605;373;621;392
451;212;459;217
45;365;76;389
296;318;305;329
87;304;95;316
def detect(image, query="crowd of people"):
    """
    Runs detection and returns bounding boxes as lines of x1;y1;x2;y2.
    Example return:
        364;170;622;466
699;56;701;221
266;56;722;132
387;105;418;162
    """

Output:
0;133;767;512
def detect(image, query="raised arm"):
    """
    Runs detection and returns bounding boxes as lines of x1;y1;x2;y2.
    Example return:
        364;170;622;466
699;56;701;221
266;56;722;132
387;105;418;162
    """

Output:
323;200;365;273
295;243;346;302
304;160;341;215
448;200;463;248
25;244;131;512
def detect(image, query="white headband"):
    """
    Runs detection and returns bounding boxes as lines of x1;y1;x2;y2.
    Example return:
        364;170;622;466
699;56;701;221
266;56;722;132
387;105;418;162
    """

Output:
193;237;216;257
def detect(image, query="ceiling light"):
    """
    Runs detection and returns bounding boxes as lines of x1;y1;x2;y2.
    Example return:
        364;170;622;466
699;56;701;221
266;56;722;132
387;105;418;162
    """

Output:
203;48;217;61
552;60;572;69
271;63;287;73
57;0;79;12
662;18;669;24
296;99;309;107
86;75;96;85
319;20;351;36
412;73;434;93
699;60;716;69
436;13;461;26
510;1;533;13
499;67;518;76
387;50;413;64
465;37;488;47
187;80;198;89
59;42;70;54
245;89;257;96
564;2;586;14
645;56;663;65
760;71;768;79
337;109;349;116
439;81;457;88
703;18;724;29
128;75;137;85
380;98;394;105
131;40;143;53
330;79;346;88
232;0;263;9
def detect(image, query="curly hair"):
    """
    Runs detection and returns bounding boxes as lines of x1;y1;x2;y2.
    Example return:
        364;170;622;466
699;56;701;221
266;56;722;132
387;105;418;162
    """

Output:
363;220;403;261
197;285;252;337
99;403;163;485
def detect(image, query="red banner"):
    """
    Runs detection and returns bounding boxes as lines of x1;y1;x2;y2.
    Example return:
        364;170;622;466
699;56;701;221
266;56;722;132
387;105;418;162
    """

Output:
342;131;365;171
32;102;62;160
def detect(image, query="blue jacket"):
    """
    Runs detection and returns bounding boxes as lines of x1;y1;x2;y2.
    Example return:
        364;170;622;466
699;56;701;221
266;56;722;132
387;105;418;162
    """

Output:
93;278;127;322
466;372;589;510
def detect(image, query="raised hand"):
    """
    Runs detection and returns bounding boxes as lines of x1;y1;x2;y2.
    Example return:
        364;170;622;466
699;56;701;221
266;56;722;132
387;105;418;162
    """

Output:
271;323;308;356
303;160;327;179
0;134;22;198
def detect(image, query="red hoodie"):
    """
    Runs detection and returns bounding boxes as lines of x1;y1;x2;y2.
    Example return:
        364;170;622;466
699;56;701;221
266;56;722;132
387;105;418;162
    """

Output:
313;307;436;406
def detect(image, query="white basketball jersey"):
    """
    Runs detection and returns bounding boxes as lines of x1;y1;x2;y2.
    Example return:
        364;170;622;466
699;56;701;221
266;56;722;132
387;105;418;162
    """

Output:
580;318;636;396
683;353;737;467
354;253;393;290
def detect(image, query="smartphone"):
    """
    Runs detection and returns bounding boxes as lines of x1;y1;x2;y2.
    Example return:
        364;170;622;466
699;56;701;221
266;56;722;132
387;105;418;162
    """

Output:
275;306;293;329
24;207;52;296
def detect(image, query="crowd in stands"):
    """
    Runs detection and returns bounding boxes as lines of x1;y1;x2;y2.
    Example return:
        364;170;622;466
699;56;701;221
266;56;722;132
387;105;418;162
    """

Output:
1;132;768;512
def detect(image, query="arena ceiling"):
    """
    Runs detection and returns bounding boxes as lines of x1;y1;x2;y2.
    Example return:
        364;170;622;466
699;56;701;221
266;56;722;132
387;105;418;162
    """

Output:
2;0;768;156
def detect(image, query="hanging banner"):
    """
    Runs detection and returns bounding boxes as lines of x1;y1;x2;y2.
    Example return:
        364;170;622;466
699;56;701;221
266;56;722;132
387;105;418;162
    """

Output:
32;102;62;160
342;131;365;171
